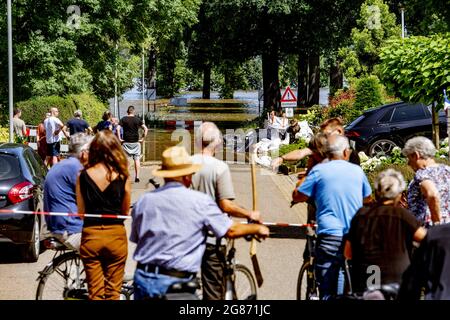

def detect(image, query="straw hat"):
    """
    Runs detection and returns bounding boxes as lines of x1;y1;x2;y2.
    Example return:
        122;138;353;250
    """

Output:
152;146;202;178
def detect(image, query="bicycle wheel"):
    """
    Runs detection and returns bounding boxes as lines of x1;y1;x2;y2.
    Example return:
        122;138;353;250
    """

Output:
36;252;87;300
234;264;257;300
297;261;319;300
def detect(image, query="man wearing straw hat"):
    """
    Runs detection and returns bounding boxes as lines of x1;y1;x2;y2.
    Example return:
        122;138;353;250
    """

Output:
130;146;269;300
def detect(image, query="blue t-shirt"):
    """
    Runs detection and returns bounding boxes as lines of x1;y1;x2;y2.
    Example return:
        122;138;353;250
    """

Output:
44;157;83;234
298;160;372;237
66;118;89;136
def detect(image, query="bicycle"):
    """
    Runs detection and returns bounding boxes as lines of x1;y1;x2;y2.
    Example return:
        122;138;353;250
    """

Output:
296;223;354;300
151;179;257;300
223;238;258;300
296;224;319;300
35;237;134;300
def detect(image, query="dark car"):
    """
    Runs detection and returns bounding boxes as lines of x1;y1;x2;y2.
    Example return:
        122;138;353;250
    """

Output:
0;143;47;262
345;101;447;156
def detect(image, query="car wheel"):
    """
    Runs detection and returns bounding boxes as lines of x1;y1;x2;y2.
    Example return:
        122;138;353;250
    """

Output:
21;216;40;262
368;139;398;157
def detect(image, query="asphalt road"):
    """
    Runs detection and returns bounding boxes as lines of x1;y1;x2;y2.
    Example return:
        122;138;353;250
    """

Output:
0;164;306;300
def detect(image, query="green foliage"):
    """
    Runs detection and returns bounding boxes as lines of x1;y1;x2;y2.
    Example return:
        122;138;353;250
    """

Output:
16;94;107;126
338;0;400;83
380;33;450;108
276;138;309;169
0;126;8;142
366;163;415;191
354;75;383;110
297;105;326;126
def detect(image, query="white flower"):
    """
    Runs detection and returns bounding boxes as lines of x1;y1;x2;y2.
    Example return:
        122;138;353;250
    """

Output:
358;151;369;162
392;146;401;152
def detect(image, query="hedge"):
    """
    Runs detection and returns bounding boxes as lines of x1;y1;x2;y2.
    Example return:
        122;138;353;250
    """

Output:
16;93;107;127
0;126;8;142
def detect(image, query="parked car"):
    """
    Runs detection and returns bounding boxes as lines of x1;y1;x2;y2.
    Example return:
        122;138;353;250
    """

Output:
0;143;47;262
345;101;447;156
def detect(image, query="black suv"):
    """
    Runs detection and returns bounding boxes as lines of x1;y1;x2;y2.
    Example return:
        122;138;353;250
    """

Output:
345;101;447;156
0;143;47;262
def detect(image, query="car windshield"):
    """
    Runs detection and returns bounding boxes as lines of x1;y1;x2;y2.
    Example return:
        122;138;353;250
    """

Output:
0;153;20;180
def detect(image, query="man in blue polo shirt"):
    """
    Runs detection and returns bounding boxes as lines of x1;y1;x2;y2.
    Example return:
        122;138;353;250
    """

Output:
292;134;372;299
130;146;269;299
43;133;92;251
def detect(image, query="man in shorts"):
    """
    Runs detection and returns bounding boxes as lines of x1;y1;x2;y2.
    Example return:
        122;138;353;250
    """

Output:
44;107;69;167
117;106;148;182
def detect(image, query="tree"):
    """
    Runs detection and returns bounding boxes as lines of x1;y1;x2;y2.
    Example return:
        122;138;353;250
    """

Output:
0;0;141;108
380;33;450;146
127;0;202;98
338;0;400;83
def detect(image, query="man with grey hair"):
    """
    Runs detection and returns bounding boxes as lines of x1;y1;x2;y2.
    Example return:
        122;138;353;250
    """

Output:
292;134;372;299
66;109;92;136
44;132;93;251
344;169;426;294
403;136;450;226
191;122;261;300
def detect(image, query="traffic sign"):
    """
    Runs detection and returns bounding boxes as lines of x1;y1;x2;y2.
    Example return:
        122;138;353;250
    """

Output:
285;108;294;117
281;86;297;108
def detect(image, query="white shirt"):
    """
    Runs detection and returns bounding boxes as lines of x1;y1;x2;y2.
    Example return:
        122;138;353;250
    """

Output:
44;116;64;144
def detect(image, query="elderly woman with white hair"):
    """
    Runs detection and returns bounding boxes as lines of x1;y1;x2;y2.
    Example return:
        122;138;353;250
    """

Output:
344;169;427;293
402;136;450;226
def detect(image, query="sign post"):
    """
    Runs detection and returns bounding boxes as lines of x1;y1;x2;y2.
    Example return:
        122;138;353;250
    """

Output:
281;86;297;117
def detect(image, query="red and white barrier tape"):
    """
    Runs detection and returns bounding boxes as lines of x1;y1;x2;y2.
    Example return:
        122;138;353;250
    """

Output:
0;209;131;220
0;208;316;229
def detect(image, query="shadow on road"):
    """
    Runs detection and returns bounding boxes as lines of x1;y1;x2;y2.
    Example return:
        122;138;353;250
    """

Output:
0;243;25;264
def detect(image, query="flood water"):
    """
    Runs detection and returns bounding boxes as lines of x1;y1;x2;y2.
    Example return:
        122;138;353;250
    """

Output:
142;94;261;161
139;89;329;161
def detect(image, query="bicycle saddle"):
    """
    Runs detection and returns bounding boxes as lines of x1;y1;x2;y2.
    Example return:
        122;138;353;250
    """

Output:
42;237;66;251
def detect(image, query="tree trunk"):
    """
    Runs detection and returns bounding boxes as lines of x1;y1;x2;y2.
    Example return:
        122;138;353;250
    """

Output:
329;63;343;98
432;101;440;148
202;64;211;99
306;54;320;107
297;53;308;107
262;50;280;114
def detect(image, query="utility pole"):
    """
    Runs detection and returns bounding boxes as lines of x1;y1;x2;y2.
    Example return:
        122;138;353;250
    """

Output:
142;48;145;126
114;43;119;117
400;4;405;39
7;0;13;143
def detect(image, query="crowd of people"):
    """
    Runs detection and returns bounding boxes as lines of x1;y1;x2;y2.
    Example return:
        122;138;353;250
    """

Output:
13;104;450;300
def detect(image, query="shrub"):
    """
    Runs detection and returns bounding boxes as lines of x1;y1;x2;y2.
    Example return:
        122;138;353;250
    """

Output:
354;75;383;111
276;139;309;169
329;88;356;108
0;126;8;142
16;93;107;127
297;105;326;127
68;94;107;128
326;100;362;124
366;163;415;192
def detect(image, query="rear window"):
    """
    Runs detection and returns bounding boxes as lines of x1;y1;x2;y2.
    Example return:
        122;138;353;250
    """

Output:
345;115;365;129
378;108;393;123
0;153;20;180
392;104;427;122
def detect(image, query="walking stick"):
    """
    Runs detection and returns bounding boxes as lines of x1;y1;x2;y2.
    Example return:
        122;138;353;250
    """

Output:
250;156;264;287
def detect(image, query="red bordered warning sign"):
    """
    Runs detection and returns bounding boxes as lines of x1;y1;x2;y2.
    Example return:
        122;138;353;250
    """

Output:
281;86;297;107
